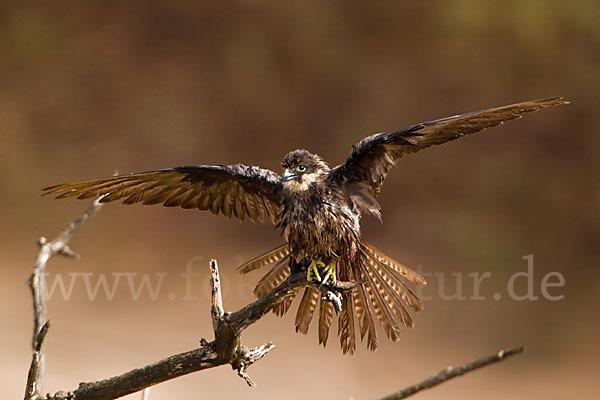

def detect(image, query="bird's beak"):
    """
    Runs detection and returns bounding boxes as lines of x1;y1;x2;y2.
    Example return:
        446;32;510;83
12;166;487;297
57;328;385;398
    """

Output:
283;168;298;182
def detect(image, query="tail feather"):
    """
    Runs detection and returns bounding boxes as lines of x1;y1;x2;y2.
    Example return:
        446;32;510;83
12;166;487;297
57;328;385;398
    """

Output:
295;288;320;334
239;244;300;318
354;285;378;350
273;295;295;317
338;293;357;354
363;251;414;328
362;249;422;318
362;242;426;287
338;262;363;354
238;244;290;274
254;257;299;317
362;244;424;312
253;257;291;298
360;260;402;341
353;287;365;336
318;298;334;347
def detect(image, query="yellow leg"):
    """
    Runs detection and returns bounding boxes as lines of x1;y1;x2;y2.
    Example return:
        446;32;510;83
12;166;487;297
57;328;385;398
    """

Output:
307;260;325;282
321;261;337;285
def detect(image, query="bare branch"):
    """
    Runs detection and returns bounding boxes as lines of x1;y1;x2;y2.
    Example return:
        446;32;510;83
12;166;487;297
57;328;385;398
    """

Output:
41;261;353;400
25;198;104;400
378;345;526;400
233;342;275;387
209;259;224;330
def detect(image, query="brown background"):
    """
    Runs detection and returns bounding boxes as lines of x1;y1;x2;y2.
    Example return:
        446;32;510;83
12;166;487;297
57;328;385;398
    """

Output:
2;1;599;399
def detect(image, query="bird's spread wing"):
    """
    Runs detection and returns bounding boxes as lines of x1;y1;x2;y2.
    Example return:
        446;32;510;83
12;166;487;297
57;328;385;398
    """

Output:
328;97;568;198
42;164;283;223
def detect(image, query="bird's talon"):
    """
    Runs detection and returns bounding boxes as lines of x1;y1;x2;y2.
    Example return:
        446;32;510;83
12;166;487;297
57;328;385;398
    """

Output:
307;260;337;285
307;260;325;282
321;261;337;285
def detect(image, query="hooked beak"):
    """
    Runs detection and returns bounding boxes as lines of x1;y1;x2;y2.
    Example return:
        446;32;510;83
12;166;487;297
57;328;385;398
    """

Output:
283;168;298;182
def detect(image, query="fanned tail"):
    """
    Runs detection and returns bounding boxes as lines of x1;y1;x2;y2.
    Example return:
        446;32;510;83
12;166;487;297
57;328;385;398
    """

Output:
242;240;426;354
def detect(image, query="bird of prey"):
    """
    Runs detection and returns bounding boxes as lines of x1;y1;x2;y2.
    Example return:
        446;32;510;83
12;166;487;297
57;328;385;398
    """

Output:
43;97;567;354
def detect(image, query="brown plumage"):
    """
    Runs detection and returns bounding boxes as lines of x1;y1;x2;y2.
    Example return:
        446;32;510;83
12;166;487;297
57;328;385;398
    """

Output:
42;97;568;354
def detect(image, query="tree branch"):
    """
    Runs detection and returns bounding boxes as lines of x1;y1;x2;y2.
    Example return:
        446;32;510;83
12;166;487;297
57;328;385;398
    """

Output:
38;259;353;400
25;198;104;400
378;345;526;400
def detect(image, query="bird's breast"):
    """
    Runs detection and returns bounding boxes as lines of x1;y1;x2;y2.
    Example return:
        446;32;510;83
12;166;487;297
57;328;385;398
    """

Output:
280;193;360;262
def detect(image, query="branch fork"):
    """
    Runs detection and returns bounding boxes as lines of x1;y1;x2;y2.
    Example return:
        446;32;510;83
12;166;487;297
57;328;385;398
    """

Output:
205;258;355;386
206;258;276;387
25;199;104;400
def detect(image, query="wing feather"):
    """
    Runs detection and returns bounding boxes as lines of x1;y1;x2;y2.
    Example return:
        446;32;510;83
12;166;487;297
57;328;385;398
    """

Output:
253;193;266;223
234;183;245;220
329;97;568;197
42;164;283;224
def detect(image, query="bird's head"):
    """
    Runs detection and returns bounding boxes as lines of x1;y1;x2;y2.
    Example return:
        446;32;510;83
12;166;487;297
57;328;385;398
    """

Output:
281;149;329;192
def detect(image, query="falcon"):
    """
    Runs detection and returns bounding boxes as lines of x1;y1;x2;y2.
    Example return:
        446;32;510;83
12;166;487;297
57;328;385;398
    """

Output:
42;97;567;354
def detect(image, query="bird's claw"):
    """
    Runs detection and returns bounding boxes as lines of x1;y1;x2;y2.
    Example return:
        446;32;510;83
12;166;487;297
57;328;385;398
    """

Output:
321;261;337;285
307;260;325;282
307;260;337;285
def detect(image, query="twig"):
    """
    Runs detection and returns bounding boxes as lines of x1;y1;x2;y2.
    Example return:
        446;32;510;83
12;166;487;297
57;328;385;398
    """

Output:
378;345;526;400
25;197;104;400
41;260;354;400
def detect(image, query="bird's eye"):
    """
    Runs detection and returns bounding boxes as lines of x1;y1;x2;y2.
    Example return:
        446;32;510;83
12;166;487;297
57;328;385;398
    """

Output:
296;165;306;172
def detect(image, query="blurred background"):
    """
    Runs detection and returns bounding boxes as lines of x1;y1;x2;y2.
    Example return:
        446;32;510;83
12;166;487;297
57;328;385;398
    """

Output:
2;1;598;399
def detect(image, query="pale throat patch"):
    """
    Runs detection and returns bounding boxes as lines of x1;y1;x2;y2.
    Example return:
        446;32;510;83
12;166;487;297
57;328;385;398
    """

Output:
285;169;324;192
